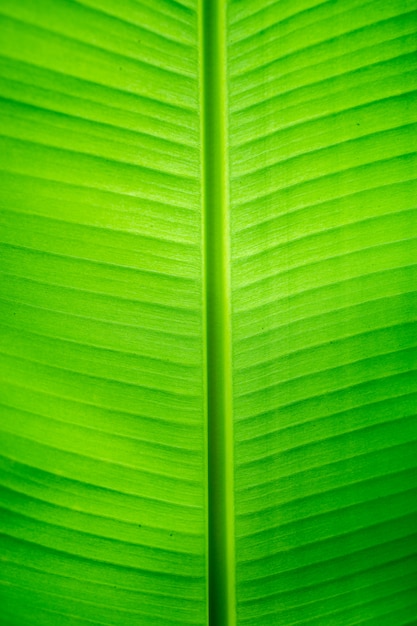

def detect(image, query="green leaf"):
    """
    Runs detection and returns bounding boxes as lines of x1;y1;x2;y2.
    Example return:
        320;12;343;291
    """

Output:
0;1;416;625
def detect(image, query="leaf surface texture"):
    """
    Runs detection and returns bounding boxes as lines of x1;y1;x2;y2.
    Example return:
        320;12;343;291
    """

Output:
0;0;416;624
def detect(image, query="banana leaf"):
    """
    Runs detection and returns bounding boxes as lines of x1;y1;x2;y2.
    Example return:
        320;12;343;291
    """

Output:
0;1;416;624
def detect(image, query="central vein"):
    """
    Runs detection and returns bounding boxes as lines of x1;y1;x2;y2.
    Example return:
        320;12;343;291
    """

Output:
200;0;236;624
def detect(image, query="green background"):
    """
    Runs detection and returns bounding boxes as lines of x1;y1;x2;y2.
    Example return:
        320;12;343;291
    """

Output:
0;1;416;624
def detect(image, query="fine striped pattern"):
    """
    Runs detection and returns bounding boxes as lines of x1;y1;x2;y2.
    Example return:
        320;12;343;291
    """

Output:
229;1;417;624
0;1;207;625
1;1;417;625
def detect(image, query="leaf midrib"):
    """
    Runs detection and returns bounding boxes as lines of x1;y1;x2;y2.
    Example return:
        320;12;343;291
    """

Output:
200;1;236;624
